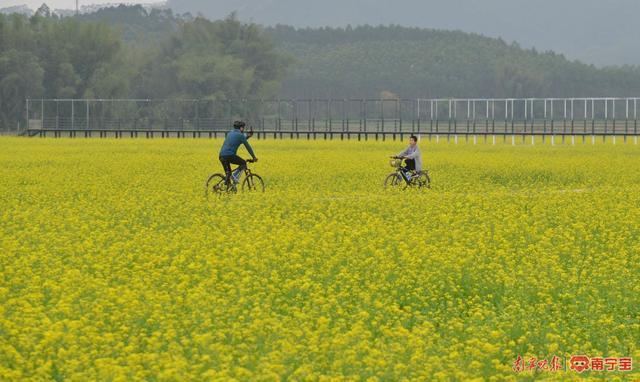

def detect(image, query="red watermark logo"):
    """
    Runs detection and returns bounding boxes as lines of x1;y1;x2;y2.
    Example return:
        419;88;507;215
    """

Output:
512;355;563;373
513;355;633;374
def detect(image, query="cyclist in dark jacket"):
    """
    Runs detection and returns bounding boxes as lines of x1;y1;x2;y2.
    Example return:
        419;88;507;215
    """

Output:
219;121;257;185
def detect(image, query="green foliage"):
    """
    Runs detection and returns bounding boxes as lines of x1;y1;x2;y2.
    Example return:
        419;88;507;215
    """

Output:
0;9;289;129
0;49;44;127
168;0;640;67
267;25;640;99
137;15;290;101
76;5;179;43
0;13;123;127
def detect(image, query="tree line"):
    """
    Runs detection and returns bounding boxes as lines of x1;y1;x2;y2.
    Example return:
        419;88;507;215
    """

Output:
1;5;640;129
0;6;289;128
166;0;640;67
268;24;640;99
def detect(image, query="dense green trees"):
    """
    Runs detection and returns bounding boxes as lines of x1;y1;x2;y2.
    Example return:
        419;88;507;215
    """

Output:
268;25;640;99
0;49;44;128
0;13;124;127
136;15;289;100
167;0;640;67
1;5;639;130
76;5;179;43
0;10;289;128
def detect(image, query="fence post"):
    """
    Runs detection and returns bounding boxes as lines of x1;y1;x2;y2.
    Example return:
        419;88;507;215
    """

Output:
413;99;421;138
430;100;434;136
613;98;617;134
551;99;555;138
25;99;29;134
195;100;199;131
531;99;536;140
356;99;360;141
591;99;595;138
435;100;439;135
466;99;470;135
327;99;332;140
363;99;367;141
604;99;608;142
380;99;385;138
448;99;453;136
472;100;476;137
571;98;575;135
397;98;401;134
563;99;567;138
511;99;515;137
550;98;556;146
86;100;90;130
635;98;638;137
625;98;629;142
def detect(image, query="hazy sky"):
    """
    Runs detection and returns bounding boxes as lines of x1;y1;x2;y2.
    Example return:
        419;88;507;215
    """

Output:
0;0;142;9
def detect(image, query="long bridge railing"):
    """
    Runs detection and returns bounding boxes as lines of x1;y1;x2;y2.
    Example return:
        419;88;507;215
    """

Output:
25;97;640;139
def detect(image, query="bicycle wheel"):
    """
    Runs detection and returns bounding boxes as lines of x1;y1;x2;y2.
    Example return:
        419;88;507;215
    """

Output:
384;173;405;189
420;171;431;188
242;174;265;192
205;173;228;196
418;171;431;189
410;172;431;189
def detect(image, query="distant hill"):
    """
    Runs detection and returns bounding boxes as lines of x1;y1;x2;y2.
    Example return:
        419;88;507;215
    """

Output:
267;25;640;99
0;2;167;18
75;4;179;42
0;5;33;16
60;5;640;99
167;0;640;67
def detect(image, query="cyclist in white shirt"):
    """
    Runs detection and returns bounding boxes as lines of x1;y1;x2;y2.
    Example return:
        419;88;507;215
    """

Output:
395;135;422;174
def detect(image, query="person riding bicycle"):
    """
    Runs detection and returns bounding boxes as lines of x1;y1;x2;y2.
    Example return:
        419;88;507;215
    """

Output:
219;121;257;185
393;135;422;176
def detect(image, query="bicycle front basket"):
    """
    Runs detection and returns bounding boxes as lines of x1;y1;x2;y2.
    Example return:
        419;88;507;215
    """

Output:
390;159;402;168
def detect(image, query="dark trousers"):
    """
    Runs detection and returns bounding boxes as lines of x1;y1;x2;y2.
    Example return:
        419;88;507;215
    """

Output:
404;158;416;172
219;155;246;183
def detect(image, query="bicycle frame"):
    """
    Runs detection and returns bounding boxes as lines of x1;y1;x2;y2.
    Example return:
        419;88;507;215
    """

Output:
230;160;255;181
392;162;414;184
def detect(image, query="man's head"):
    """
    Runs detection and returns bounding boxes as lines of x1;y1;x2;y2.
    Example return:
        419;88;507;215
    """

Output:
409;135;418;147
233;120;246;132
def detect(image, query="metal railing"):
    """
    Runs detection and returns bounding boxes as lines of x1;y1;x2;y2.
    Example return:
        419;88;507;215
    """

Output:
25;97;640;138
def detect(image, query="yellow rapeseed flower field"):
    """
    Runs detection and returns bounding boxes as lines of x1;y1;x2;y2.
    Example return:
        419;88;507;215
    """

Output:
0;137;639;381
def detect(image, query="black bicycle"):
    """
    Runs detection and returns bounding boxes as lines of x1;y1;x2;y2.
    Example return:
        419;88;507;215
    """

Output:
206;159;265;196
384;157;431;190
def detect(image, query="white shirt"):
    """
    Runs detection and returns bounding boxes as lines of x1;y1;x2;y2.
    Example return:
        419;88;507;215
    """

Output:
397;145;422;172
